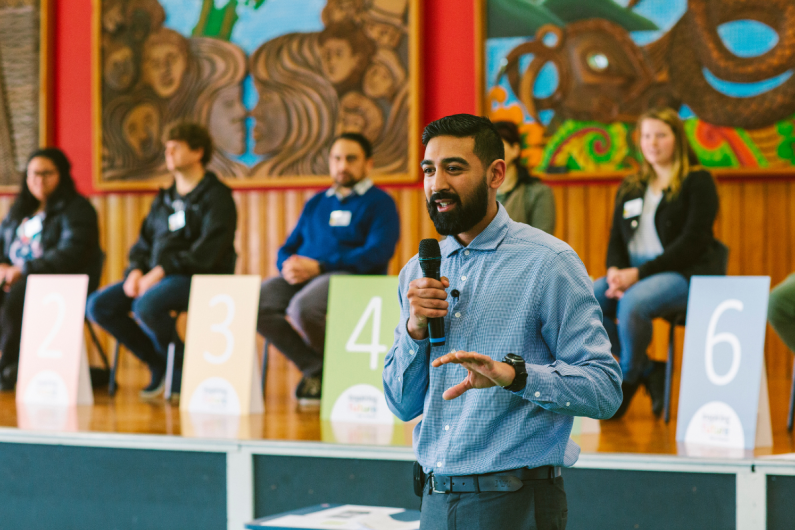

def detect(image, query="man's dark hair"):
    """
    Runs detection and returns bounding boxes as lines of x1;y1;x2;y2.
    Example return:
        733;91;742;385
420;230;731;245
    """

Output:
422;114;505;169
166;122;213;166
332;132;373;159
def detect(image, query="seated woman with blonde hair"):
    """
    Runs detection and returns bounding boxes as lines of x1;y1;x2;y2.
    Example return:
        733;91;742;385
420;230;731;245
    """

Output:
595;108;727;419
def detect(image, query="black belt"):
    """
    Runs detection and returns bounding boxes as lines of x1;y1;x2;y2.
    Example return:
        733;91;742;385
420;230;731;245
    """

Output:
429;466;562;494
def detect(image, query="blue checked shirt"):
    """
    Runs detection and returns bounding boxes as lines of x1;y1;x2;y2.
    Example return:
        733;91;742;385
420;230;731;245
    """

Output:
383;205;622;475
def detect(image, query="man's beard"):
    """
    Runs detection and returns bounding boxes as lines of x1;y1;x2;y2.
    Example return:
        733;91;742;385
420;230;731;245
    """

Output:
426;177;489;236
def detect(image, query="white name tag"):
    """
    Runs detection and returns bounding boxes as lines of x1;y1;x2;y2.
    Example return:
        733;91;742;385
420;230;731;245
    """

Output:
623;198;643;219
23;216;43;239
329;210;352;227
168;210;186;232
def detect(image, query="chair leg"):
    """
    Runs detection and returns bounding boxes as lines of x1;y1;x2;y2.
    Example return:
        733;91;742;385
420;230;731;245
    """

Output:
85;320;111;371
664;322;676;424
788;360;795;432
109;342;121;397
164;341;176;400
261;339;270;397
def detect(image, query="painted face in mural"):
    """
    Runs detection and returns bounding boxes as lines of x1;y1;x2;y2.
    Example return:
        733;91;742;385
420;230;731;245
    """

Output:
251;88;289;156
26;157;61;203
122;103;161;159
363;63;396;100
209;84;247;156
322;0;363;25
329;138;372;188
364;21;403;48
335;92;384;144
639;118;676;169
104;45;136;92
320;38;361;85
143;42;187;99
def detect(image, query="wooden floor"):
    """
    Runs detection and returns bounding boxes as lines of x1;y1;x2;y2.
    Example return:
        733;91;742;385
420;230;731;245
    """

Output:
2;341;795;458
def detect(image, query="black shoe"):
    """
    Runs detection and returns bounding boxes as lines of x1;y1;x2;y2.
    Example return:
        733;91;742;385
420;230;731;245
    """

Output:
295;376;322;405
139;365;166;399
644;362;666;418
609;381;639;420
0;364;17;392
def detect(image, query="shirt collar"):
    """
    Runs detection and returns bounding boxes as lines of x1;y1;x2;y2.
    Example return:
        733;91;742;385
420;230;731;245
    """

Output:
440;202;511;257
325;178;374;200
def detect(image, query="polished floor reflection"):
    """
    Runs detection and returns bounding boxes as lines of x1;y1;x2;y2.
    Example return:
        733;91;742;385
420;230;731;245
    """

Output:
1;344;795;457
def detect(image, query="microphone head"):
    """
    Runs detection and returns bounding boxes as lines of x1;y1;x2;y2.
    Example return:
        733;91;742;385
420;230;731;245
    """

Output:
419;238;441;260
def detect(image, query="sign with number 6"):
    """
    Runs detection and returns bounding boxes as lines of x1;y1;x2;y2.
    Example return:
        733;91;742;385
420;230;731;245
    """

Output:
180;275;263;417
676;276;771;452
17;275;93;407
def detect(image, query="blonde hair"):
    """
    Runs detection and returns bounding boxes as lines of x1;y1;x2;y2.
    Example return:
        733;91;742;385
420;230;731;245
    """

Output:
623;108;700;199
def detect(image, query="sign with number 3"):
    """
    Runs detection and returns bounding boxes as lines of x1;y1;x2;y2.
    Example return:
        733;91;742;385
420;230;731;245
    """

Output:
676;276;771;451
180;275;263;416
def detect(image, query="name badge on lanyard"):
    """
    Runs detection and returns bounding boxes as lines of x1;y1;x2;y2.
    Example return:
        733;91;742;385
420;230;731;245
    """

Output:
623;198;643;219
23;216;43;239
168;210;186;232
329;210;352;227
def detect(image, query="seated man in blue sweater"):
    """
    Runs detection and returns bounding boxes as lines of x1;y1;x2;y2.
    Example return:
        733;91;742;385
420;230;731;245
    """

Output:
257;133;400;403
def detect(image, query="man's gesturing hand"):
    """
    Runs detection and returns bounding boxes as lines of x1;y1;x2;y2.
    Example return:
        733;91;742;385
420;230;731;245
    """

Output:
432;351;516;400
406;276;449;341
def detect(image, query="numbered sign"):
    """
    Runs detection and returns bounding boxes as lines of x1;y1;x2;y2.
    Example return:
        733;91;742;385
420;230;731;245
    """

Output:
16;275;93;407
321;276;401;430
180;275;262;416
676;277;771;450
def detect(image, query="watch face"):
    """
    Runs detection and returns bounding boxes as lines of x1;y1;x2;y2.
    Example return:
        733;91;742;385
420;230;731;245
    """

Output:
504;353;523;364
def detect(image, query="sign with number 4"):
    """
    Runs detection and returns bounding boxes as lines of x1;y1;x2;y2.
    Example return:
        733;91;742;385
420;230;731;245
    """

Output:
676;277;771;451
180;275;263;416
17;275;93;407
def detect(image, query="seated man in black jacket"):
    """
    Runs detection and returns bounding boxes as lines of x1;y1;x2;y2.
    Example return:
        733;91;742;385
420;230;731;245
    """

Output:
0;148;102;390
87;123;237;399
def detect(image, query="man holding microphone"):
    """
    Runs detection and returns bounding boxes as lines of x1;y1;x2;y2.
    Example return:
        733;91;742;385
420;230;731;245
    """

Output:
383;115;622;529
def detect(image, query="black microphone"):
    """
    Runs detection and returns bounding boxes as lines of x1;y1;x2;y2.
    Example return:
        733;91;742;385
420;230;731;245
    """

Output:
418;238;445;346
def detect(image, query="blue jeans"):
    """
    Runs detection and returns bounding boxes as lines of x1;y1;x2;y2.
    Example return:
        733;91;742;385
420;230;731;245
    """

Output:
593;273;689;385
86;276;191;374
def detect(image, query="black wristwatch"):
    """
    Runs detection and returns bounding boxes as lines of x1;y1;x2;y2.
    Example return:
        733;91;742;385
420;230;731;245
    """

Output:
502;353;528;392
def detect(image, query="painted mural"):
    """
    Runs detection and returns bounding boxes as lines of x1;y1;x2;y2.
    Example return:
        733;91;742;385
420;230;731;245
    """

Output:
485;0;795;174
0;0;41;186
99;0;414;186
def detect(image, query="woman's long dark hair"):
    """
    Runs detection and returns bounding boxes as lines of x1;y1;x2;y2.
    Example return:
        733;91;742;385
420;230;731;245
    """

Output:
493;120;540;185
9;148;77;222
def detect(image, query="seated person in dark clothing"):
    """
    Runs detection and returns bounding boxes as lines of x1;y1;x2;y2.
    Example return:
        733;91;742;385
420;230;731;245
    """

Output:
0;148;102;390
257;133;400;403
594;108;726;419
87;123;237;400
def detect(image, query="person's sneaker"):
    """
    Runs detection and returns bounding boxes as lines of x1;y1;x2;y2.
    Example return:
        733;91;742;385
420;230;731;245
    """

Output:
295;376;322;405
607;381;639;420
0;364;17;392
644;362;667;418
139;365;166;400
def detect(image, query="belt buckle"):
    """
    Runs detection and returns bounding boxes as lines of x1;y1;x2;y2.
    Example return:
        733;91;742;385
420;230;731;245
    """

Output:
431;475;450;494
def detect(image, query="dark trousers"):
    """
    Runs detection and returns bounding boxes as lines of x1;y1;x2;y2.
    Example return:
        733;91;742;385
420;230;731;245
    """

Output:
0;277;28;375
420;476;567;530
86;276;191;374
256;273;345;378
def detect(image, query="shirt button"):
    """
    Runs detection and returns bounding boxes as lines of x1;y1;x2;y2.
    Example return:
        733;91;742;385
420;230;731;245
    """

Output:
409;350;414;355
461;275;467;281
450;349;456;354
444;425;450;431
455;312;461;318
534;391;541;398
398;377;402;382
566;402;570;407
631;220;638;228
464;250;470;256
437;462;442;468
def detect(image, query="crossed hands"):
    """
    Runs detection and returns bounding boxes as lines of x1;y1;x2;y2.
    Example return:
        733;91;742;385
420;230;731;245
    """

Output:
406;276;516;400
605;266;639;300
123;266;165;298
282;255;321;285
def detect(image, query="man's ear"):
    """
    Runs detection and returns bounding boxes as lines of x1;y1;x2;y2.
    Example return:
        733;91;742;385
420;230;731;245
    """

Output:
366;157;375;173
488;159;506;190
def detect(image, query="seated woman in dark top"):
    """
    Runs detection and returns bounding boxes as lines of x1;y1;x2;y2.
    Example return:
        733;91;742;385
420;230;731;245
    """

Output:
595;108;726;419
493;121;556;234
0;148;101;390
